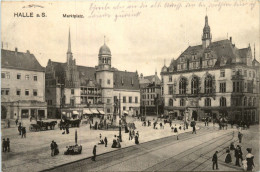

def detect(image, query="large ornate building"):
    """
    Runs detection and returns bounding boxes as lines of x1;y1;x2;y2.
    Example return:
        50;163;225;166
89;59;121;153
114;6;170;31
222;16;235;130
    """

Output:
45;30;140;118
1;48;47;120
161;15;260;123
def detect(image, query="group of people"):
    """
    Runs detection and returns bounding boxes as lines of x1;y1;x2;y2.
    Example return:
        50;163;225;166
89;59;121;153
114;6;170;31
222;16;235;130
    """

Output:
2;138;10;152
50;140;59;157
98;134;108;147
18;123;26;138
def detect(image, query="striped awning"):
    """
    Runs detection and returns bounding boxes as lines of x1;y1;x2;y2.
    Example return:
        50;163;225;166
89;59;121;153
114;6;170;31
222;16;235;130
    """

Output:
73;111;79;115
123;111;128;114
90;109;99;114
83;109;92;115
98;110;105;115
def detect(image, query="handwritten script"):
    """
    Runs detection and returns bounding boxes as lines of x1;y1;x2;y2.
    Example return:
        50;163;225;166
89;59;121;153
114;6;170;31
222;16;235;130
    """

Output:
87;1;257;22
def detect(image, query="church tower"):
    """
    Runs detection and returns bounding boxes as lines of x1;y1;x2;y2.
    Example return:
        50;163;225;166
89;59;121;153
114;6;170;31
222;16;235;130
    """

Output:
202;15;212;48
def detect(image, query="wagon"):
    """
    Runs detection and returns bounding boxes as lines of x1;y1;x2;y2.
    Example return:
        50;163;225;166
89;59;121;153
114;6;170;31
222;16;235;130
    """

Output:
29;120;57;132
59;119;81;129
64;145;82;155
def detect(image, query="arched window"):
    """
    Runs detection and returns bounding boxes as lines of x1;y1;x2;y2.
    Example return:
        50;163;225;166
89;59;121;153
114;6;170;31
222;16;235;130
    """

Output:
252;98;256;107
243;97;247;106
220;97;226;107
179;78;187;94
180;98;186;106
169;99;173;106
248;97;252;106
204;75;213;94
205;98;211;106
191;76;199;94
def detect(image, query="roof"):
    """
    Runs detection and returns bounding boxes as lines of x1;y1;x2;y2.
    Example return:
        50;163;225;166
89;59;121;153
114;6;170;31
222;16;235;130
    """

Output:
48;61;100;87
1;49;45;72
165;39;253;73
113;70;140;90
99;44;111;55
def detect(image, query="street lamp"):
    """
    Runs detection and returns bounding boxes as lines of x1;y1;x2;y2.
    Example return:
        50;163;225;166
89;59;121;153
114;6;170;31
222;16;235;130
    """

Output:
118;93;122;142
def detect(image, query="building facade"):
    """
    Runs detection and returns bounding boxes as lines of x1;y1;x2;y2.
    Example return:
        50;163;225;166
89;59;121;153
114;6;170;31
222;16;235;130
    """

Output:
45;30;140;118
161;15;260;123
1;48;47;119
139;72;163;115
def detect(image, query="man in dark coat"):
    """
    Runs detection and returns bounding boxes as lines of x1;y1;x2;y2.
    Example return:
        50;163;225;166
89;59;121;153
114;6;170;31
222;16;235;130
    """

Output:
246;148;254;171
135;135;139;144
235;145;242;166
104;137;108;147
92;145;97;161
50;141;55;156
18;123;22;135
212;151;219;170
238;132;243;143
2;139;6;152
21;127;26;138
6;138;10;152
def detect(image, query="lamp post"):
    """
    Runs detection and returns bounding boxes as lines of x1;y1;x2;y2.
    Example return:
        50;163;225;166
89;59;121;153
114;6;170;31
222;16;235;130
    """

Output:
118;93;122;142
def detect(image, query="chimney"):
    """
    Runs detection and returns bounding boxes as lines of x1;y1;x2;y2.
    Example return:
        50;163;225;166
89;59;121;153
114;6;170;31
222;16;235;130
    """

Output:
15;47;18;56
230;37;232;43
26;50;30;54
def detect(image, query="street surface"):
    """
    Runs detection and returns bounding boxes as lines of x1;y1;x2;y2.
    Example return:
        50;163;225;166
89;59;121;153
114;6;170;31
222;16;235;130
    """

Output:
2;117;259;172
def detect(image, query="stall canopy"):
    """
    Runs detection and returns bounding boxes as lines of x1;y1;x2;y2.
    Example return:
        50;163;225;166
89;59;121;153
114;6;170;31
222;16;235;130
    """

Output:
62;112;66;115
90;109;99;114
73;111;79;115
123;111;128;115
98;110;105;115
83;109;92;115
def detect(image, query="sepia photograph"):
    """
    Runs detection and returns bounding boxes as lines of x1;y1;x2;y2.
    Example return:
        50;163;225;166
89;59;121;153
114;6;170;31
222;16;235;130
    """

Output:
1;0;259;171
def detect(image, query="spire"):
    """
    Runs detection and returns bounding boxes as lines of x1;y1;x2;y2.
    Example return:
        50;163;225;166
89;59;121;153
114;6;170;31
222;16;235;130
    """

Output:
104;35;106;45
254;43;256;60
67;28;71;53
155;68;157;75
164;59;166;66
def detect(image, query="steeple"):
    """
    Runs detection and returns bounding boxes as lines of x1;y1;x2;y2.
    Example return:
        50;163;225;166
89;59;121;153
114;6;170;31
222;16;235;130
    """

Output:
202;13;212;48
254;43;256;60
67;28;73;64
67;28;71;53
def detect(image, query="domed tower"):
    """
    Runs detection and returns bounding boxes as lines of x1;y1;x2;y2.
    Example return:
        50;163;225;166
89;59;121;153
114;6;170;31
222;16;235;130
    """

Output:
96;37;114;115
98;40;111;70
202;15;212;48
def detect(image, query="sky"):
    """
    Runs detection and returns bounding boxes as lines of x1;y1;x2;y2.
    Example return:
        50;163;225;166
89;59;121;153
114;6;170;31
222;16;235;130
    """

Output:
1;0;259;77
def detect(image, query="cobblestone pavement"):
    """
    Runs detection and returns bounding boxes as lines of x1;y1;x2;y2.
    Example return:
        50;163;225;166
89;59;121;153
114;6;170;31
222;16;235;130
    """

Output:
2;117;194;172
45;125;259;172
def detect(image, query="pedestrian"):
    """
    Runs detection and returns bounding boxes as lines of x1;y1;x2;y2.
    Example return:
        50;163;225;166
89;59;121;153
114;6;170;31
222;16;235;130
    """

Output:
18;124;22;135
50;140;55;156
174;126;179;140
129;130;132;140
238;132;243;143
21;127;26;138
192;122;196;134
230;142;235;151
30;116;32;122
212;151;219;170
135;135;139;144
104;137;108;147
6;138;10;152
225;149;232;163
246;148;254;171
92;145;96;161
66;125;69;134
99;133;102;139
136;131;139;138
235;145;242;167
7;119;10;128
2;139;6;152
54;141;59;156
15;119;18;126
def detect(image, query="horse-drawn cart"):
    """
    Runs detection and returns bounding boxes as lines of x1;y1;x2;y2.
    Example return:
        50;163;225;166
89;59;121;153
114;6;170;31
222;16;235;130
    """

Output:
59;119;81;129
29;120;57;132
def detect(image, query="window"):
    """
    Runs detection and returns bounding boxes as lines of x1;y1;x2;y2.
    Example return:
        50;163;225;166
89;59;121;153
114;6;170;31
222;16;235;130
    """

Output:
169;76;172;82
123;106;126;110
5;89;9;95
135;97;138;103
249;71;251;77
253;71;255;78
17;74;21;79
107;99;110;104
252;98;256;106
33;89;38;96
243;97;247;106
129;97;132;103
107;79;110;85
16;89;21;96
169;99;173;106
179;78;187;94
205;98;211;106
232;69;236;75
147;101;149;105
70;99;75;106
47;100;52;105
25;75;29;80
71;89;74;95
1;73;5;78
123;96;126;103
99;79;102;84
244;70;247;77
204;75;213;94
220;82;226;93
107;108;110;113
248;97;252;106
33;75;37;81
181;64;184;70
191;76;199;94
151;101;154;105
220;70;225;77
220;97;226;107
238;69;242;75
147;95;149;99
168;86;173;95
193;62;196;68
25;89;29;96
180;98;185;106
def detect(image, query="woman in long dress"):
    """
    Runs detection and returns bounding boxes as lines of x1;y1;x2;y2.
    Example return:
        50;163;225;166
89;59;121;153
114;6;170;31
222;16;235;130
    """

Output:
246;148;254;171
225;149;232;163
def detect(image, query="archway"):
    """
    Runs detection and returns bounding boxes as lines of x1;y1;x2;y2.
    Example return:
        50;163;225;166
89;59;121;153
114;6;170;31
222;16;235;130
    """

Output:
1;106;7;119
192;110;198;121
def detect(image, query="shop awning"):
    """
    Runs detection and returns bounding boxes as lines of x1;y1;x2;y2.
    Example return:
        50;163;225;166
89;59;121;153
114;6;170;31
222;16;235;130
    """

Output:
98;110;105;115
62;112;66;115
83;109;92;115
123;111;128;114
73;111;79;115
90;109;99;114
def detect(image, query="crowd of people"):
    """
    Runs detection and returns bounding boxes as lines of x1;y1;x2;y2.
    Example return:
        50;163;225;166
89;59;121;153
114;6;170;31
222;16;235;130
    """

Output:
2;138;10;152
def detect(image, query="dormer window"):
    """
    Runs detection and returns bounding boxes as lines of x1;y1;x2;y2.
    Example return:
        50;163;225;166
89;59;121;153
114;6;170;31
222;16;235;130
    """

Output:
192;55;196;60
131;78;134;85
121;77;124;84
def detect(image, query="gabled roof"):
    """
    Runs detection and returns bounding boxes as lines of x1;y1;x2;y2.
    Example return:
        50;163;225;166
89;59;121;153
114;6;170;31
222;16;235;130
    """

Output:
1;49;45;72
113;70;139;90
